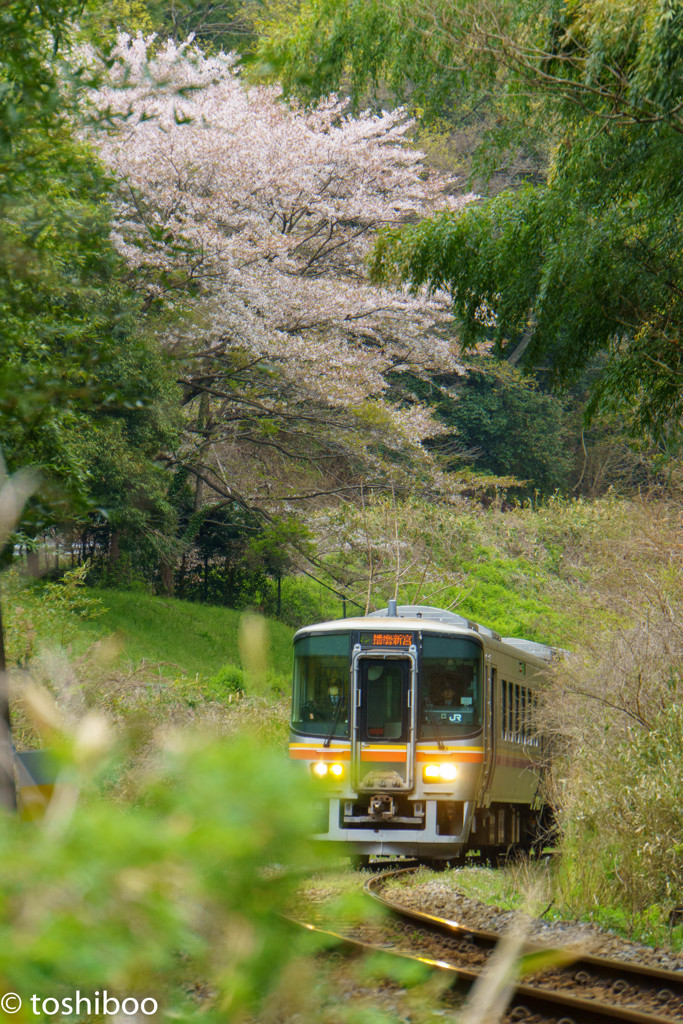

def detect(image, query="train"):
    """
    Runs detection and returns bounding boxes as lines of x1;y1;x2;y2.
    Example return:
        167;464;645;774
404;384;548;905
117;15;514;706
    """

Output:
288;602;557;862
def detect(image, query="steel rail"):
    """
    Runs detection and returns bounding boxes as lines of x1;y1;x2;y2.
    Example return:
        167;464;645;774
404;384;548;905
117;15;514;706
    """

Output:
365;868;683;994
360;868;683;1023
288;914;682;1024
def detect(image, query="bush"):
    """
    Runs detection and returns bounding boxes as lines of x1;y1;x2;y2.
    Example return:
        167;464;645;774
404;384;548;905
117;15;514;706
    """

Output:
569;704;683;918
203;663;246;698
544;591;683;942
3;716;326;1021
266;575;346;629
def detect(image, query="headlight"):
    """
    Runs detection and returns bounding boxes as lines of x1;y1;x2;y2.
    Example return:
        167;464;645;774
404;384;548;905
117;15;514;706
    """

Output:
423;763;458;782
311;762;345;779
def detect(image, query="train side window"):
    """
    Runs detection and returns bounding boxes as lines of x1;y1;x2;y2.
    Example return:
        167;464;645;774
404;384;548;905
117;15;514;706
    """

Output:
520;687;527;743
510;684;515;741
532;691;538;745
514;684;521;742
518;687;523;743
501;679;507;740
530;690;539;746
519;685;525;743
501;675;507;741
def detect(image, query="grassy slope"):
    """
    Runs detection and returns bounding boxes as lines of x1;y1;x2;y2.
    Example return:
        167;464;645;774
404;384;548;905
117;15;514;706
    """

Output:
315;494;634;648
81;589;296;679
8;587;296;752
13;494;640;679
10;494;651;681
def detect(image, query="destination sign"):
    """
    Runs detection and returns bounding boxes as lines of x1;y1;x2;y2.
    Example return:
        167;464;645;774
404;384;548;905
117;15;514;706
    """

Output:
360;632;414;647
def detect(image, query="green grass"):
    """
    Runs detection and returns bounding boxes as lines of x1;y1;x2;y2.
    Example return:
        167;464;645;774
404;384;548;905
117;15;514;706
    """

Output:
7;581;296;750
80;589;296;679
455;555;566;642
4;577;295;682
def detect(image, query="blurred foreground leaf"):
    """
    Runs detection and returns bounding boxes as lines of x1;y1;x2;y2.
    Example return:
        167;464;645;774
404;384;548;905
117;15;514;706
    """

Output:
0;727;325;1021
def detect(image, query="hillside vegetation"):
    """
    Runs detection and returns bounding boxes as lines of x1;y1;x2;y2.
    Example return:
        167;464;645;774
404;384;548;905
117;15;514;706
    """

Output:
7;489;683;956
3;0;683;1019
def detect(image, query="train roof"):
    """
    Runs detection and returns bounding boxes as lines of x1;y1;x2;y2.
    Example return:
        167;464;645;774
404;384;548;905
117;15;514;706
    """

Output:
295;603;559;663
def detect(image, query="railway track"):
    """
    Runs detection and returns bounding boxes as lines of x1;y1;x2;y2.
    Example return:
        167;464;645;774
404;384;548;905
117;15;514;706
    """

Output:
291;867;683;1024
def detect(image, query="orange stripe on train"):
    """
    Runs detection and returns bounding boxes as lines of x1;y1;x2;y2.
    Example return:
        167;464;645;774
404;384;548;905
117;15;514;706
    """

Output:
289;745;408;764
289;746;351;761
359;749;407;763
416;749;484;763
289;746;488;766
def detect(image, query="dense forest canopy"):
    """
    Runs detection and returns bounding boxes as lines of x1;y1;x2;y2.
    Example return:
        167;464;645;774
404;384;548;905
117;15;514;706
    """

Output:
1;0;681;602
256;0;683;441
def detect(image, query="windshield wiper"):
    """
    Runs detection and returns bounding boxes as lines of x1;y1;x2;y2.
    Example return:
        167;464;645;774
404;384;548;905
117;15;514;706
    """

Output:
323;696;344;748
424;697;445;750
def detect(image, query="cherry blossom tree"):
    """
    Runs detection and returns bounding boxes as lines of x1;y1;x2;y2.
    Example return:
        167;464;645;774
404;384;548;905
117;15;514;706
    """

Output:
85;34;475;518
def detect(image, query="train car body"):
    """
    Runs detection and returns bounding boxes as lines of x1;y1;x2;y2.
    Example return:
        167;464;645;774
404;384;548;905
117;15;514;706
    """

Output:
289;603;555;860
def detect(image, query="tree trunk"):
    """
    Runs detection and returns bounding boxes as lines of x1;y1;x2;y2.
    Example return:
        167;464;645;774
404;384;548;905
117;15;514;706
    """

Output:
109;529;121;565
193;390;210;512
26;547;39;577
0;594;17;811
160;558;175;596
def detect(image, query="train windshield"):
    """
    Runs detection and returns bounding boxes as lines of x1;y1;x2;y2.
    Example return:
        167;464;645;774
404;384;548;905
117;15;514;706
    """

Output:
292;633;350;737
418;636;483;738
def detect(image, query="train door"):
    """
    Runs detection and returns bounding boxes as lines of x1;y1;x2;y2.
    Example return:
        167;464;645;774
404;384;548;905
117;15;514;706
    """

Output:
351;647;416;792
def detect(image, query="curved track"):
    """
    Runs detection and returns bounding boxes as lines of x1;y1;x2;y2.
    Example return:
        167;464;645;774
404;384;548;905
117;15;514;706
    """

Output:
291;867;683;1024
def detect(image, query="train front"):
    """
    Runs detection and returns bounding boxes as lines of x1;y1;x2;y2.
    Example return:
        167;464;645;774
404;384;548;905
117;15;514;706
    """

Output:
288;610;486;860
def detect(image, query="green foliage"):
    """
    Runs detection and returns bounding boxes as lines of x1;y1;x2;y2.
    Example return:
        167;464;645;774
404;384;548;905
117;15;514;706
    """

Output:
257;0;683;441
312;494;625;644
172;507;314;613
371;120;683;441
558;702;683;940
1;174;181;538
1;0;181;560
2;567;108;665
183;661;290;706
454;556;559;641
442;362;571;493
2;725;326;1019
1;0;82;156
248;516;314;579
388;359;571;495
78;589;296;677
276;575;349;629
2;579;295;682
252;0;478;114
39;563;106;621
204;662;246;695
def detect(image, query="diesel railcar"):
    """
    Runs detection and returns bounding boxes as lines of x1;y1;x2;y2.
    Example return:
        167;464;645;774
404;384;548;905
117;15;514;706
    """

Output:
289;602;556;861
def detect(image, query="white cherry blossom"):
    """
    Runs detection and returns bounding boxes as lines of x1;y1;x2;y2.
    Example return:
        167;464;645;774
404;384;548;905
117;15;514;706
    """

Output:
84;34;476;503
